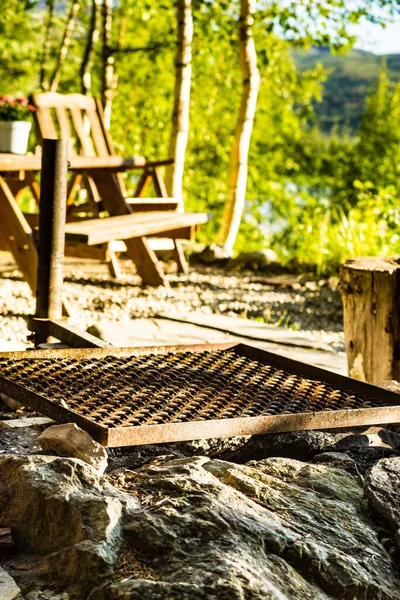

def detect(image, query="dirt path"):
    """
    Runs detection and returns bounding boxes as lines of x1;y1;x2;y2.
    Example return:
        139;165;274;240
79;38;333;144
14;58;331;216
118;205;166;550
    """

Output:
0;254;344;351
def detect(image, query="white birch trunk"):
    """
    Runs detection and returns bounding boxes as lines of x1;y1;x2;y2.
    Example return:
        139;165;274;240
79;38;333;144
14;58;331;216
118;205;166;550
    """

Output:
81;0;99;95
165;0;193;210
40;0;55;91
101;0;114;130
216;0;260;253
49;0;80;92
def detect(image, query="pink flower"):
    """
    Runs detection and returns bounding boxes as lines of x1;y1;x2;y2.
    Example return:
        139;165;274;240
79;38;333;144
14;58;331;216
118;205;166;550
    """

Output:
16;97;29;106
0;95;14;104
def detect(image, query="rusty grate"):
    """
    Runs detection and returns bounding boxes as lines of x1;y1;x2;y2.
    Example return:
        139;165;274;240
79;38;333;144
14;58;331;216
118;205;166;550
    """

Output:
0;343;400;446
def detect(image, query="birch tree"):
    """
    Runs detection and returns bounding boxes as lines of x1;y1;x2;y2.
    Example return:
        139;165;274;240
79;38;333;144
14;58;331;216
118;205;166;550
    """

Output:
217;0;260;253
80;0;99;95
101;0;114;129
165;0;193;210
40;0;55;91
49;0;80;92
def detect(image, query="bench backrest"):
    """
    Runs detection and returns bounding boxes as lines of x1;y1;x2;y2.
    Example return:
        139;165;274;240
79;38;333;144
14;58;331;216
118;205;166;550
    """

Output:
31;92;114;158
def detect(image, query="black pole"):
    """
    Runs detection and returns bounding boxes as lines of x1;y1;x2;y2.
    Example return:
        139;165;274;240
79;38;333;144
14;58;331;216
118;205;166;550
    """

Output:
35;138;68;331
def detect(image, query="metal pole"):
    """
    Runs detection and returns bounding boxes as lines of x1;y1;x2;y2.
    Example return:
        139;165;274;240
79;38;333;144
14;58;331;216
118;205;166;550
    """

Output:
35;138;68;332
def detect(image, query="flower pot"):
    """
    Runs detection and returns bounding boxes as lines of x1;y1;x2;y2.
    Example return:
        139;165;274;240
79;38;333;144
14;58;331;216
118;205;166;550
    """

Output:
0;121;32;154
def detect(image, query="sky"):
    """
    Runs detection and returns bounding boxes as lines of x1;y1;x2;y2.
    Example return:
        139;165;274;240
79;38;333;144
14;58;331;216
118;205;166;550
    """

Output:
354;19;400;54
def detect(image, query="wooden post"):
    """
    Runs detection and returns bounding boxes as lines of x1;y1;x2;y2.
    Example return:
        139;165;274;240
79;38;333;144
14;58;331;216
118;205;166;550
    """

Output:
340;257;400;384
35;138;68;343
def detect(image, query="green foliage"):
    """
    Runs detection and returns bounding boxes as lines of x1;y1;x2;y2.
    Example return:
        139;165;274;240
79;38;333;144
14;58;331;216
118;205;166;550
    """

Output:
1;0;400;275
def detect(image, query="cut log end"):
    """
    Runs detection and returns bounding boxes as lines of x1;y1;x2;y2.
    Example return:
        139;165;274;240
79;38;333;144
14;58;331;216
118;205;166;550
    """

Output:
340;257;400;384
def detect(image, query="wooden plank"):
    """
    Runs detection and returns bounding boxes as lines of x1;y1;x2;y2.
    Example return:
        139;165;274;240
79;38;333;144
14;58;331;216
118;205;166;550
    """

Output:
127;198;178;212
64;212;208;245
86;105;109;156
34;105;58;139
0;154;174;172
69;105;95;156
33;91;98;111
55;105;73;141
150;226;194;240
95;98;115;154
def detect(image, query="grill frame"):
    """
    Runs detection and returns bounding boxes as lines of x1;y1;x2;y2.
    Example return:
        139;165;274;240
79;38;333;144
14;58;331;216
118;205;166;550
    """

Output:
1;343;400;447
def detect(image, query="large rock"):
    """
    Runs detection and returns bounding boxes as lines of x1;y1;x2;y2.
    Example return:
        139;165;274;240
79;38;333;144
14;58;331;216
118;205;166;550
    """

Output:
2;452;400;599
0;454;139;598
0;567;23;600
227;249;278;271
220;430;335;463
365;456;400;545
38;423;108;475
95;456;400;599
192;244;231;266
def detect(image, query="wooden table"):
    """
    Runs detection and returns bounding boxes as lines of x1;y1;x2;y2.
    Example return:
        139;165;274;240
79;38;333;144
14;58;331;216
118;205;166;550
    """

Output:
0;154;204;291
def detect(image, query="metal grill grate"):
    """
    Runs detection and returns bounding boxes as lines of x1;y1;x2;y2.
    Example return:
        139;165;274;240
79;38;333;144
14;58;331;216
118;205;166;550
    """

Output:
0;344;400;446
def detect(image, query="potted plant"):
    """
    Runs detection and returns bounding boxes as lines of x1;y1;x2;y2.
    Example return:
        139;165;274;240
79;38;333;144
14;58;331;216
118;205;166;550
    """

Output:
0;95;35;154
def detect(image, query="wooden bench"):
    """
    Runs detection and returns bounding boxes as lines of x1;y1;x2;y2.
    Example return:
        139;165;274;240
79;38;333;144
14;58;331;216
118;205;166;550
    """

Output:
64;211;208;285
29;92;208;284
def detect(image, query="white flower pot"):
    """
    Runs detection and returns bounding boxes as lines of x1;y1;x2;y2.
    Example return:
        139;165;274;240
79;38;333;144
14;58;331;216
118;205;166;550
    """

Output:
0;121;32;154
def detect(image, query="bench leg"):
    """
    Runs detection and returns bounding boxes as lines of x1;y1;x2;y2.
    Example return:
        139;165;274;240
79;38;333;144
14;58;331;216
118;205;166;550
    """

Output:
173;240;189;274
0;177;71;315
88;170;166;286
106;247;122;279
124;237;166;286
0;177;38;292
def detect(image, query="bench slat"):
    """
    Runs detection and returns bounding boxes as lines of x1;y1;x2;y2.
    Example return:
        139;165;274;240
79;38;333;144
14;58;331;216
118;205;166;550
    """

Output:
65;212;208;245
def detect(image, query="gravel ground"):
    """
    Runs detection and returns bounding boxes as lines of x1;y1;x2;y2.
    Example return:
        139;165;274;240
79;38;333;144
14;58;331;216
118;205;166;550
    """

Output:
0;255;344;350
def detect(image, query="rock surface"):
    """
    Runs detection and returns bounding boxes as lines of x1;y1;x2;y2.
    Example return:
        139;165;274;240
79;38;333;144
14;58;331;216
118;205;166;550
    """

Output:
1;450;400;599
0;454;139;598
38;423;108;475
101;456;400;599
220;430;336;463
365;457;400;545
0;567;24;600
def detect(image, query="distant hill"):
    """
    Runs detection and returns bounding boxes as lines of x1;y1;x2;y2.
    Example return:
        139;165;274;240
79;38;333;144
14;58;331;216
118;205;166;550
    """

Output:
293;47;400;132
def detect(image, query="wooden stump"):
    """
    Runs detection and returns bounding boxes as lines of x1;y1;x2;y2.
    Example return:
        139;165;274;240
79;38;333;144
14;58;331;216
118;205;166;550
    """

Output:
340;257;400;384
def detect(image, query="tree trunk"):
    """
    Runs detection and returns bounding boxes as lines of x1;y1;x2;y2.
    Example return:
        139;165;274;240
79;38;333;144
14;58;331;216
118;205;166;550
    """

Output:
49;0;80;92
340;256;400;384
217;0;260;253
40;0;55;91
101;0;114;129
80;0;99;95
165;0;193;210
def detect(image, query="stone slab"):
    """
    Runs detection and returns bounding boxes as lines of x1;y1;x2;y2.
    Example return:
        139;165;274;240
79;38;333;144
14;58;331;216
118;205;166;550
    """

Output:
0;417;55;429
88;316;347;375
